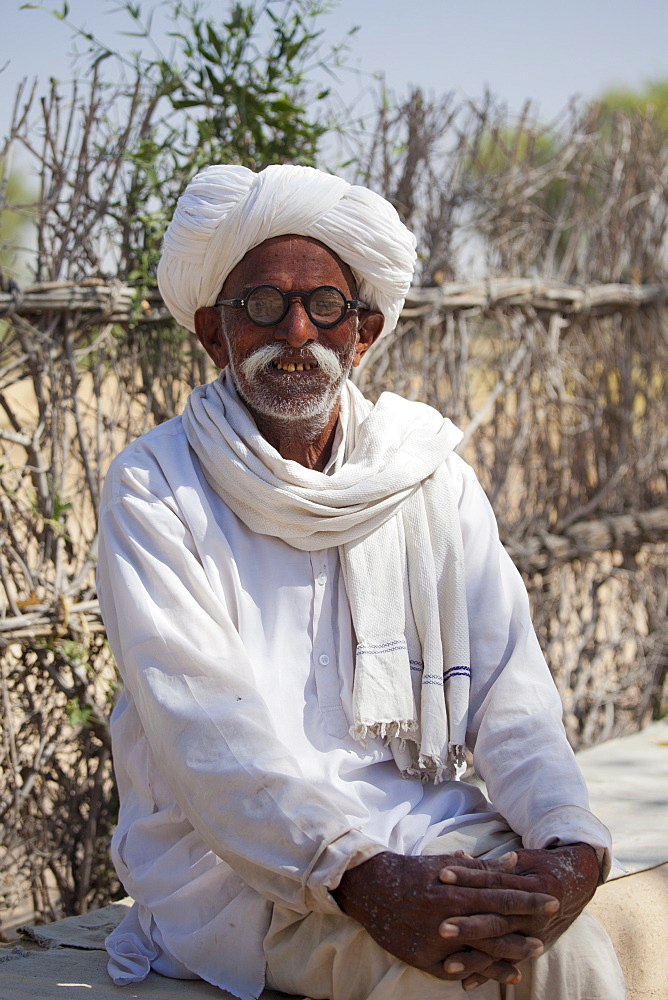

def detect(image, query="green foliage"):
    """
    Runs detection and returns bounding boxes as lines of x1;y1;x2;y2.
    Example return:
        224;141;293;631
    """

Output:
58;638;91;669
34;0;341;292
67;697;93;727
599;79;668;134
468;124;557;175
0;158;37;275
26;485;73;539
466;121;566;229
163;0;330;166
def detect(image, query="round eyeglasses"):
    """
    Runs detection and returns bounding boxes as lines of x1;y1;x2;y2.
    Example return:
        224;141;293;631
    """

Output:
216;284;369;329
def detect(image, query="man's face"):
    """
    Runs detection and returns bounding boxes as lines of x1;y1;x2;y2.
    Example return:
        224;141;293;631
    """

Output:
198;235;383;427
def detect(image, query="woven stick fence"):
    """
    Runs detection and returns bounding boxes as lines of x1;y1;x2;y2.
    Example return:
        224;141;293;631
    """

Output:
2;277;667;322
2;279;666;749
1;278;666;658
1;75;667;934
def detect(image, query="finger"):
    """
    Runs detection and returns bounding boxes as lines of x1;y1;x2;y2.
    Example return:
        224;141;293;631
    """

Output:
442;950;520;983
439;885;559;919
479;850;517;871
444;934;544;963
439;866;543;891
438;851;517;880
442;948;495;979
463;964;522;990
462;973;490;991
440;909;549;941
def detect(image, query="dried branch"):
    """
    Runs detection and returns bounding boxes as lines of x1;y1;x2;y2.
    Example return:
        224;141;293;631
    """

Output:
1;69;667;936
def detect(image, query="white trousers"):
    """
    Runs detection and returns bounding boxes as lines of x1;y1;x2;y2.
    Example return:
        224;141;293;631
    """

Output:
264;821;626;1000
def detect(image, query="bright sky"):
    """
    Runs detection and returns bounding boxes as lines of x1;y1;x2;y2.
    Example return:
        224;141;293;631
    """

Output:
3;0;668;140
329;0;668;119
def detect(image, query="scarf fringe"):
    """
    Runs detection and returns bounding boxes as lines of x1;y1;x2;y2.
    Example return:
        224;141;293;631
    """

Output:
350;719;418;747
406;742;468;783
350;725;468;784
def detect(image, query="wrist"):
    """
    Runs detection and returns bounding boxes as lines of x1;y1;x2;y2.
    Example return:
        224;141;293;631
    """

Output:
547;841;603;886
332;850;393;915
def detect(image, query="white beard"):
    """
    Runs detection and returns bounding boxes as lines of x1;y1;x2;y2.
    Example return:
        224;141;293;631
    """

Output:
227;341;355;436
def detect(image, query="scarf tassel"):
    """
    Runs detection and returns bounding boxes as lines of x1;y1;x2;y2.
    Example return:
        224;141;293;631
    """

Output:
350;719;418;747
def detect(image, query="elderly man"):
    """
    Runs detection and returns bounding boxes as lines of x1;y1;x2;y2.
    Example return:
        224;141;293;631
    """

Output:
97;164;624;1000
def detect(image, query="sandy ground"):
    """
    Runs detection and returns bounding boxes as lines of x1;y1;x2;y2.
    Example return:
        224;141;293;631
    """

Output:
576;717;668;876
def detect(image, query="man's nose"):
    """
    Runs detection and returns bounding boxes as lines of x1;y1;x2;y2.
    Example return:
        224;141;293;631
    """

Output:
274;299;317;348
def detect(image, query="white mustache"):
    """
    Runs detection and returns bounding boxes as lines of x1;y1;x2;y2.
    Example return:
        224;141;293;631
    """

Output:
239;342;344;383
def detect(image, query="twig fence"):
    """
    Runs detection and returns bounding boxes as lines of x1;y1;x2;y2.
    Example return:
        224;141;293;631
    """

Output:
1;276;666;933
2;275;666;659
2;276;667;322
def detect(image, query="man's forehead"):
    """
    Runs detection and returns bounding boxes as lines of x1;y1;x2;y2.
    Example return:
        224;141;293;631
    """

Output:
224;234;356;292
246;234;331;256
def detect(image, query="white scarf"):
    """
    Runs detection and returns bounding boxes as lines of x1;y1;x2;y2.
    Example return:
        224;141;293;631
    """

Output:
181;373;471;781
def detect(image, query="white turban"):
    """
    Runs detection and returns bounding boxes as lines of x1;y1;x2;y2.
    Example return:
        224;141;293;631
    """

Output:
157;164;417;335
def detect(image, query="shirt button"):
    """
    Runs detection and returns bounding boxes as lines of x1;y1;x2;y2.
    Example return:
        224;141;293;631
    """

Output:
316;573;327;586
318;653;330;666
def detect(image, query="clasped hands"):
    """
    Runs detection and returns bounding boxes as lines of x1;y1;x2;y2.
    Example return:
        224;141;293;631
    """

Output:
332;842;600;992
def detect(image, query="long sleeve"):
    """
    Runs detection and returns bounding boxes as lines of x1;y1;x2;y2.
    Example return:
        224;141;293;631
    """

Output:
453;454;612;876
97;427;383;919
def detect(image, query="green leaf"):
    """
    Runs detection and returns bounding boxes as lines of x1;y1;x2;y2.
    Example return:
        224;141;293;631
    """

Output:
68;697;93;727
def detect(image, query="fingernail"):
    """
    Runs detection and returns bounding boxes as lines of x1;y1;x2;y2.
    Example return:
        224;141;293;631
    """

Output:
507;973;522;984
545;899;560;913
531;943;544;958
439;868;457;882
445;961;465;973
499;851;517;863
463;980;483;991
439;922;459;937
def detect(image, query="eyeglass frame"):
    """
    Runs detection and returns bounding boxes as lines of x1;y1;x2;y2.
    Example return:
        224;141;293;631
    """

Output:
215;284;370;329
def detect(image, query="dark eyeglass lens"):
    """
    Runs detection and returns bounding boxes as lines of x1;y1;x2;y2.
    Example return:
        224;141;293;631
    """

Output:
309;288;346;323
245;286;348;326
247;286;284;325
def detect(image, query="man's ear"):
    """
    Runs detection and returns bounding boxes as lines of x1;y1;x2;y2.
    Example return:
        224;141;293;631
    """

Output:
194;306;229;369
352;310;385;367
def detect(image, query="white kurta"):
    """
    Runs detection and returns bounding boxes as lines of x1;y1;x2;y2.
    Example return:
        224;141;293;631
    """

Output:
97;389;611;1000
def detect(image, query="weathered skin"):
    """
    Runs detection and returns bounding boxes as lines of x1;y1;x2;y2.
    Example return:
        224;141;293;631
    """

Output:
332;843;599;990
194;235;384;471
